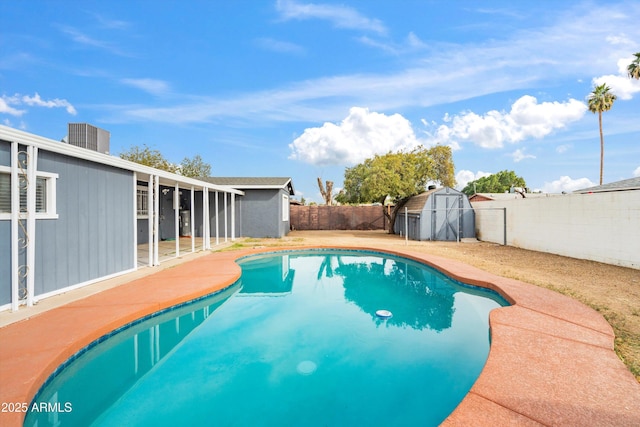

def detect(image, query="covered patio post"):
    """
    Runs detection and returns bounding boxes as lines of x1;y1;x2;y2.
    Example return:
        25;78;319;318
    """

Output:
190;186;195;253
174;182;179;258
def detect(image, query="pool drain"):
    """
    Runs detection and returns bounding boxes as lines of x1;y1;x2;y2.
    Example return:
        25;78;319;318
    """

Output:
376;309;392;319
297;360;317;375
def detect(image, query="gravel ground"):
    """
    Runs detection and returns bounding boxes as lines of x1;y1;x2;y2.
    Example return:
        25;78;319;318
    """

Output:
231;230;640;381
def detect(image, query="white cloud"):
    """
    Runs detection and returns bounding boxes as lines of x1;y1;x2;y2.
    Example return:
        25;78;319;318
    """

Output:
288;107;421;166
357;32;427;54
116;3;639;125
120;78;171;96
57;25;129;56
633;166;640;177
276;0;387;34
605;35;634;45
425;95;587;149
21;93;77;115
511;148;536;162
255;38;305;55
556;144;571;153
455;170;492;191
406;32;426;49
592;56;640;100
542;176;595;193
356;36;398;54
0;95;25;116
1;118;27;129
91;13;130;30
1;93;76;116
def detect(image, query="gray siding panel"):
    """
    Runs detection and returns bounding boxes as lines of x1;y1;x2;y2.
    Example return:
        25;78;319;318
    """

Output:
158;187;175;241
0;139;9;165
193;191;204;238
0;221;9;305
240;189;280;238
0;141;10;305
279;188;290;237
201;188;290;239
137;219;149;245
35;151;134;296
212;192;226;239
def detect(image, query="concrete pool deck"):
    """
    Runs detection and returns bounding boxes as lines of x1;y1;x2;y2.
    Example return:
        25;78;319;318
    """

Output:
1;246;639;426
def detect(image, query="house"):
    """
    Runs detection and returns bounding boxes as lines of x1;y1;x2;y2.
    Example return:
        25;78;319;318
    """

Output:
574;177;640;194
394;187;475;241
1;125;274;312
202;177;294;238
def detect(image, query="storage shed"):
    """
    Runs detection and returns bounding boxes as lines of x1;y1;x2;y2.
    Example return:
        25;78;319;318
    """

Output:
394;187;475;241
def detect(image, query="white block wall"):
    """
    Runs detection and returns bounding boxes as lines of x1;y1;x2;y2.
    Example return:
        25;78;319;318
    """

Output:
472;191;640;269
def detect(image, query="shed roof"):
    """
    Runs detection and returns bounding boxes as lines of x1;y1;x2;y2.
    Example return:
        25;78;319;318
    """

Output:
574;177;640;193
400;187;468;212
203;177;295;195
402;188;438;211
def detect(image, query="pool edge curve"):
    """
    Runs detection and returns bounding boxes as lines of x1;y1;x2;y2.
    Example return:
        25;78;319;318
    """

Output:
1;245;638;426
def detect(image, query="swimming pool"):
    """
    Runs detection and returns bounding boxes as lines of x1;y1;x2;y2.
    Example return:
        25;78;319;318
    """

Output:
25;249;508;426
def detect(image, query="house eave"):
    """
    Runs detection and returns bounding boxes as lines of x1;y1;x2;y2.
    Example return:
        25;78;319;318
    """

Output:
0;125;244;195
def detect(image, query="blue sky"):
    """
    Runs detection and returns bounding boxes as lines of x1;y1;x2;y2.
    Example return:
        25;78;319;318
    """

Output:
2;0;639;202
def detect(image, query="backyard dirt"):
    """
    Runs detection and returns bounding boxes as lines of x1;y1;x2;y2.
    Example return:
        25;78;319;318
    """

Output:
229;230;640;382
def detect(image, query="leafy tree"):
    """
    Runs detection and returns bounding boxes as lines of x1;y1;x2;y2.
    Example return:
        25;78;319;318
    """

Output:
120;146;212;178
588;83;617;185
461;170;526;196
335;145;455;231
119;144;178;173
628;52;640;80
179;154;211;178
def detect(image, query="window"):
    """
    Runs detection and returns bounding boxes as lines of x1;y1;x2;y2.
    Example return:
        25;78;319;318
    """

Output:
0;173;9;213
0;169;58;219
137;185;149;218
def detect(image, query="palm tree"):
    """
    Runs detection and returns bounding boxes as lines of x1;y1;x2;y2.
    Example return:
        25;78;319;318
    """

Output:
587;84;617;185
628;52;640;80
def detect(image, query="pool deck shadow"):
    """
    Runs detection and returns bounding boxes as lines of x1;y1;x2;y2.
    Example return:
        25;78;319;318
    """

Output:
1;246;639;426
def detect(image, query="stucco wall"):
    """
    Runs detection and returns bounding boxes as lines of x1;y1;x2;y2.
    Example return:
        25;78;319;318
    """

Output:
240;189;286;238
473;191;640;269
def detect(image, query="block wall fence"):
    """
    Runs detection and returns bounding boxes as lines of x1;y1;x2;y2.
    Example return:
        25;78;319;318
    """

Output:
472;191;640;269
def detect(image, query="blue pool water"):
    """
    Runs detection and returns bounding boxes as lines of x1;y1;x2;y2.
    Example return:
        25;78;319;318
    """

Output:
25;250;508;426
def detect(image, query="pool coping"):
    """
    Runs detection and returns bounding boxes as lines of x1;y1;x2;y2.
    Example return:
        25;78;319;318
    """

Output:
1;246;639;426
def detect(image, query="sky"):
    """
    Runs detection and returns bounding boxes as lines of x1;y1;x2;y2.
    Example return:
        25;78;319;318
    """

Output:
1;0;639;203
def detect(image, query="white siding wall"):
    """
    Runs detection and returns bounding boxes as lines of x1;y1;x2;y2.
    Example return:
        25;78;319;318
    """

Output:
473;191;640;269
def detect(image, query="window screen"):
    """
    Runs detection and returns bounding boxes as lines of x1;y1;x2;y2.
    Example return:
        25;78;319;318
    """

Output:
0;173;48;214
0;173;9;213
137;186;148;217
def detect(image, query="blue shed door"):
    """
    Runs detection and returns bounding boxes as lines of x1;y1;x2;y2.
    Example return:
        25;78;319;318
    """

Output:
431;194;462;241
